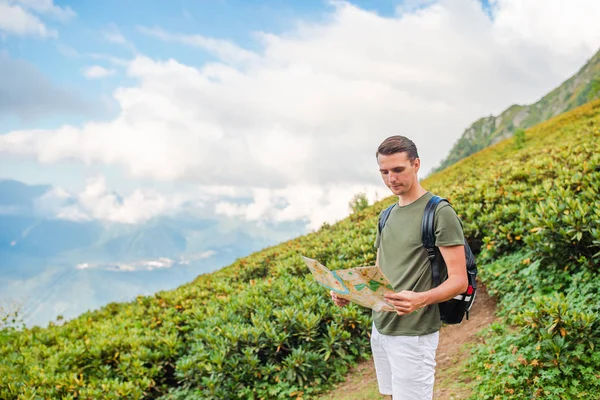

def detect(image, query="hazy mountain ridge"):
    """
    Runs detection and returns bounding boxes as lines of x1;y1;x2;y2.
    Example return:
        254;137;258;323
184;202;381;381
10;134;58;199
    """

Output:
0;179;304;327
434;48;600;172
0;180;281;265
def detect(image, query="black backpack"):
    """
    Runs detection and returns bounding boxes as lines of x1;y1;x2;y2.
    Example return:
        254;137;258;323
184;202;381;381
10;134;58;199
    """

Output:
377;195;477;324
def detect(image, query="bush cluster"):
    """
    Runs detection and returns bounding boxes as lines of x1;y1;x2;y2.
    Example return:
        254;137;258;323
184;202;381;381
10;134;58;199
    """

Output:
470;252;600;399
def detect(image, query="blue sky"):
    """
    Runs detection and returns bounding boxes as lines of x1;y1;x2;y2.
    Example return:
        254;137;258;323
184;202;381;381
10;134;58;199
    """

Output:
1;0;599;229
2;0;494;132
2;0;367;130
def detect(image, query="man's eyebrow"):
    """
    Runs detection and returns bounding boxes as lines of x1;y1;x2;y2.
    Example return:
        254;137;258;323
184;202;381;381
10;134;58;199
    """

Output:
384;166;404;171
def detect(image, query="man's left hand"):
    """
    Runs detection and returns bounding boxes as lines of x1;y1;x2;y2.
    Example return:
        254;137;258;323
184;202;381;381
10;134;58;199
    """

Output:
384;290;428;316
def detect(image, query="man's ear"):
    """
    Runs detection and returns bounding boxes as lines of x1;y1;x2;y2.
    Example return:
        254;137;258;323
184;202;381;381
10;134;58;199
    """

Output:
413;158;420;173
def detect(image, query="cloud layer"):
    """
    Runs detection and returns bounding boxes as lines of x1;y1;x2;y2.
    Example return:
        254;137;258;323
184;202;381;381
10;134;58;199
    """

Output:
0;0;74;38
83;65;116;79
2;0;600;228
0;53;99;120
36;176;182;224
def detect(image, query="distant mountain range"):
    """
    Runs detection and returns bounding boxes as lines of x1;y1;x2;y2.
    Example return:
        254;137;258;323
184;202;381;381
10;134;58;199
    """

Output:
0;179;304;327
0;179;292;266
434;48;600;172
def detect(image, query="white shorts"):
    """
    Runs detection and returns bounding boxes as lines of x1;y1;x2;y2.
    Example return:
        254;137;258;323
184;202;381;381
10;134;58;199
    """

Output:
370;323;439;400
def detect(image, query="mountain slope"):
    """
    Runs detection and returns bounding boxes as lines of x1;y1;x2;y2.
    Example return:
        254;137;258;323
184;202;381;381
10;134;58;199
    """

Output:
1;100;598;399
434;48;600;172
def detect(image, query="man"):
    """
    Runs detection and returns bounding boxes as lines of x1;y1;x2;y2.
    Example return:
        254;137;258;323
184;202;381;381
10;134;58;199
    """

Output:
330;135;468;400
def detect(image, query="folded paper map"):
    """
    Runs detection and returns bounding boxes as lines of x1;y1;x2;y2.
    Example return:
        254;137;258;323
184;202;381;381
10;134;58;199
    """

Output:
302;256;395;312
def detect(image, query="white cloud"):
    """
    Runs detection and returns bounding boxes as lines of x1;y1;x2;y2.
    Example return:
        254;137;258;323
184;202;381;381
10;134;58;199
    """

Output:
138;25;258;64
36;176;183;224
13;0;75;21
88;53;129;67
491;0;600;53
55;42;80;58
103;24;136;52
2;0;600;228
0;0;75;38
83;65;116;79
78;177;170;223
396;0;438;16
215;184;387;230
103;24;127;44
0;2;56;37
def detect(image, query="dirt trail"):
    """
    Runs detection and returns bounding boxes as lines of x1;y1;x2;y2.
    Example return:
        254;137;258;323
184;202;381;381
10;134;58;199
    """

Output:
320;284;498;400
434;283;497;399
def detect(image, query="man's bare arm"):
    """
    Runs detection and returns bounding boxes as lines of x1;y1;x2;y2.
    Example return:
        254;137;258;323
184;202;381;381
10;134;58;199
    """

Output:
384;245;468;315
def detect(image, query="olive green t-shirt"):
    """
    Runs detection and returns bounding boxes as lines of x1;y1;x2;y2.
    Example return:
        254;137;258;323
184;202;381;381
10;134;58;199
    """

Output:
373;192;465;336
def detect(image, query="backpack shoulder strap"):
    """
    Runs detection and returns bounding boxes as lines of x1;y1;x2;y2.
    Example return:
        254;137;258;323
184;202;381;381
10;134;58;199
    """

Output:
421;195;447;248
378;204;396;236
421;195;448;287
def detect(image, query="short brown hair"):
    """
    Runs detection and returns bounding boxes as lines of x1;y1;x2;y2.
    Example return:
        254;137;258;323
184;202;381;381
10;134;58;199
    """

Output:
376;135;419;162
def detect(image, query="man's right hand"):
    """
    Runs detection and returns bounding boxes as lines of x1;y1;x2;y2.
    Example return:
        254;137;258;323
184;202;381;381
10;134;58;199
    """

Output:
330;290;350;307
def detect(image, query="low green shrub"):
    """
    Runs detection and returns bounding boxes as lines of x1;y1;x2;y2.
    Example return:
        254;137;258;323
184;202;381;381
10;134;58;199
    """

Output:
469;271;600;399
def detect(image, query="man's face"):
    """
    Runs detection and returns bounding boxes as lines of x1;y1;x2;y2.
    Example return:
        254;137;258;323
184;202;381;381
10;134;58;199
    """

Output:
377;152;420;196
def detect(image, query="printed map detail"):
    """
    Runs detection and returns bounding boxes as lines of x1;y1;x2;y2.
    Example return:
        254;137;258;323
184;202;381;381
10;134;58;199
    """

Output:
301;256;395;312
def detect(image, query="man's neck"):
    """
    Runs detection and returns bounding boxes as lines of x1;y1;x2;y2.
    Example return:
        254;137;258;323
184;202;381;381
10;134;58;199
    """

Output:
397;185;427;207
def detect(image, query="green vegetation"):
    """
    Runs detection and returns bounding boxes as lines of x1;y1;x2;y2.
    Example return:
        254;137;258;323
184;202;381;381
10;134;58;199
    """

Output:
1;100;599;399
513;128;526;149
0;302;24;331
0;301;24;347
587;77;600;102
425;100;600;399
470;253;600;399
348;192;370;214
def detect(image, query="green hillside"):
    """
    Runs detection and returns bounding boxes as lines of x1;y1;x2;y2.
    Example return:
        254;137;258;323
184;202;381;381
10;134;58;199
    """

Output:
1;100;599;399
434;48;600;173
